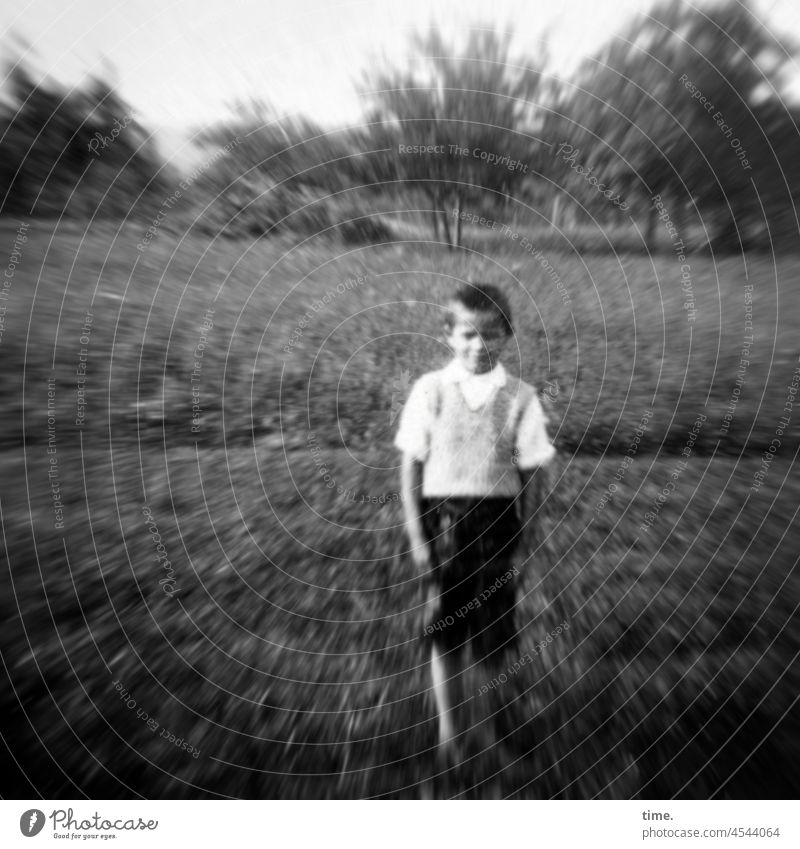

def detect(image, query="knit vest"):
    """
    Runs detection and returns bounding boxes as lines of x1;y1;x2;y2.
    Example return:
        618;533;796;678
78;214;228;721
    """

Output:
423;374;534;498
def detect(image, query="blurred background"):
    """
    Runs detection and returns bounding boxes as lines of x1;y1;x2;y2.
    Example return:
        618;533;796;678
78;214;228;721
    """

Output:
1;0;799;799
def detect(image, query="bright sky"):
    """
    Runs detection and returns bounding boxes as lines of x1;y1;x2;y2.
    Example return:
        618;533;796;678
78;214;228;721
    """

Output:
2;0;799;155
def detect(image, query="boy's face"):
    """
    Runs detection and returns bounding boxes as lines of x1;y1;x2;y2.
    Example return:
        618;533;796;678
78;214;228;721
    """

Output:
444;302;510;375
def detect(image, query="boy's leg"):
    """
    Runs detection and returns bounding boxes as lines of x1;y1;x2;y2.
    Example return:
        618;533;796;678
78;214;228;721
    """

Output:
475;499;523;670
430;642;455;748
426;580;464;756
479;578;519;670
421;499;473;762
430;642;466;763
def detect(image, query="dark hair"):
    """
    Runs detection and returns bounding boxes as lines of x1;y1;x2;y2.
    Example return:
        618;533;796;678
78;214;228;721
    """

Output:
442;282;513;335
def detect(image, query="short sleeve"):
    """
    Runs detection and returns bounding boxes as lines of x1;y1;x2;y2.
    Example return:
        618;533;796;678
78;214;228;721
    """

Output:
394;374;436;461
516;389;557;469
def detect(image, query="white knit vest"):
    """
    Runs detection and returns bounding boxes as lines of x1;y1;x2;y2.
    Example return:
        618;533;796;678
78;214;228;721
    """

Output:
422;375;534;497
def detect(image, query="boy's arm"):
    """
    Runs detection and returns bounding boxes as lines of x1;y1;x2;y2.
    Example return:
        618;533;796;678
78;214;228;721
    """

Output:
400;453;431;569
516;465;544;550
516;465;535;520
515;386;557;547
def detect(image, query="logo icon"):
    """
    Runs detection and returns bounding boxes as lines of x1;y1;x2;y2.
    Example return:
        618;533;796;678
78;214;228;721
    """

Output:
19;809;46;837
543;378;559;401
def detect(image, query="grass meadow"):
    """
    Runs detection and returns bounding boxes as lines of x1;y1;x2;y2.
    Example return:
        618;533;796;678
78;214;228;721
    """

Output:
1;217;799;798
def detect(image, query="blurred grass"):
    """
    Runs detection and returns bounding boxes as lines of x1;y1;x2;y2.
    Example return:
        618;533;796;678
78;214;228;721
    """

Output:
2;444;798;798
2;218;798;455
1;220;799;798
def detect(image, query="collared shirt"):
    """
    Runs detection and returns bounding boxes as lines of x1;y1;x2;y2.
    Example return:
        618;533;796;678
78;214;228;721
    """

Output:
439;359;507;411
395;360;556;494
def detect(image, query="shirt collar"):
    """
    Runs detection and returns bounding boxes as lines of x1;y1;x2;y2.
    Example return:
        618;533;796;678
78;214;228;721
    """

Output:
441;359;507;386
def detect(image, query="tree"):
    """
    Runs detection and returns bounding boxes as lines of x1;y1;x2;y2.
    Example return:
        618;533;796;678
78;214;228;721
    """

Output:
545;0;800;251
193;105;393;240
362;27;546;248
0;61;169;219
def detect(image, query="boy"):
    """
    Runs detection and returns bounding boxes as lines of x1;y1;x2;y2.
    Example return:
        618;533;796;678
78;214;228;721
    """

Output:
394;282;556;763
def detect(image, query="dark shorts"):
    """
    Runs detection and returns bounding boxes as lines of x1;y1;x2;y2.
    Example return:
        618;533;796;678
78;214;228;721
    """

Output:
420;496;523;663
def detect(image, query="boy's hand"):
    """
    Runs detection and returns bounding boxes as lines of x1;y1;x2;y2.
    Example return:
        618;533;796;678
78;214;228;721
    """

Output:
409;536;432;570
400;456;431;570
